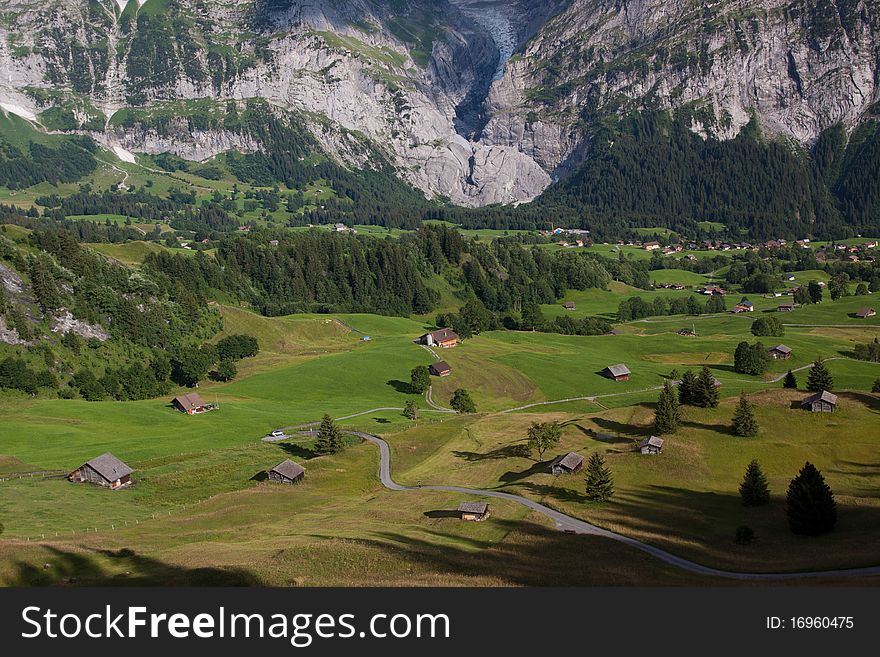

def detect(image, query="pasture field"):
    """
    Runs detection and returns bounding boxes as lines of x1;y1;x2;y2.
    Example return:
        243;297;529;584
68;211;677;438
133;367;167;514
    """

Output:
1;278;879;585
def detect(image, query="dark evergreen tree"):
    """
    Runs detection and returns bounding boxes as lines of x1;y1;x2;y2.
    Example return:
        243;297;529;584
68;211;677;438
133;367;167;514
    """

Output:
732;394;759;437
806;359;834;392
783;370;798;389
584;452;614;502
694;366;720;408
739;460;770;506
808;280;823;304
314;414;345;455
786;462;837;535
654;381;682;434
677;370;698;405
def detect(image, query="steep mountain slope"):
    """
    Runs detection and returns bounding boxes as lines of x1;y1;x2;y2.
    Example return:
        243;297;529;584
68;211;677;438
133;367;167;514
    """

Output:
0;0;878;212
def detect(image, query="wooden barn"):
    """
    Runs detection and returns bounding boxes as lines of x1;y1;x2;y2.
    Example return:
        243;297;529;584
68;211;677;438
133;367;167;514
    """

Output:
267;459;305;484
777;303;796;312
421;328;459;348
768;344;793;360
458;501;490;522
802;391;838;413
563;302;577;311
430;360;452;377
172;392;215;415
639;436;664;455
550;452;585;475
68;453;133;489
855;307;876;319
603;364;631;381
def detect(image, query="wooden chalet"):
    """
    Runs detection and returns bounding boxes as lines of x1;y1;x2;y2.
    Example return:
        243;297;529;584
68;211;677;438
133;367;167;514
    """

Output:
603;364;631;381
855;307;876;319
768;344;793;360
731;300;754;313
639;436;664;455
68;453;133;489
429;360;452;377
421;328;459;348
563;302;577;311
172;392;215;415
802;391;838;413
458;501;490;522
550;452;585;475
677;328;697;337
777;303;796;312
267;459;305;484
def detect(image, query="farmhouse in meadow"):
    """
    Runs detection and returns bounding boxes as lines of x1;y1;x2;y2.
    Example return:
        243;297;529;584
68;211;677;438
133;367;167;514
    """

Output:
732;300;754;313
802;391;838;413
603;364;631;381
777;303;796;312
421;328;459;348
429;360;452;377
855;307;876;319
550;452;585;475
172;392;215;415
563;302;577;311
68;453;133;489
768;344;793;360
639;436;664;455
267;459;305;485
458;501;490;521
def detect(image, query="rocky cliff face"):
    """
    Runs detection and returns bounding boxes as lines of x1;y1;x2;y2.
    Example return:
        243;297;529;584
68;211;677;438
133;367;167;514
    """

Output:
0;0;878;205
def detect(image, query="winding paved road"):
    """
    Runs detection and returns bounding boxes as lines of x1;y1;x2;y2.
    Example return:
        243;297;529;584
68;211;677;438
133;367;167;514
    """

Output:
287;428;880;581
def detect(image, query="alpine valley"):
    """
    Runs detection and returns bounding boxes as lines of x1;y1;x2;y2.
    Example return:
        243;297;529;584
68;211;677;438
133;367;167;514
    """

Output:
0;0;879;237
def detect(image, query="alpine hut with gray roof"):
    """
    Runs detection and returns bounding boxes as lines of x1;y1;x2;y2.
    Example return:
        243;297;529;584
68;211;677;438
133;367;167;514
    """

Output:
802;391;838;413
458;501;490;521
68;453;133;489
639;436;664;455
267;459;305;484
768;344;793;360
603;364;631;381
551;452;585;475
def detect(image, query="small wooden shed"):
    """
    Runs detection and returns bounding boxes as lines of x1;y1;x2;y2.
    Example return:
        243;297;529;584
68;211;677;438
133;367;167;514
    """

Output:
802;391;838;413
550;452;585;475
172;392;214;415
68;453;133;489
639;436;664;455
855;307;876;319
430;360;452;377
458;501;490;522
768;344;792;360
267;459;305;484
603;364;631;381
563;302;577;311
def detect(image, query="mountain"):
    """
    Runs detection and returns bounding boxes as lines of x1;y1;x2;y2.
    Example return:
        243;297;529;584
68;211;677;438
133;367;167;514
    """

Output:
0;0;879;222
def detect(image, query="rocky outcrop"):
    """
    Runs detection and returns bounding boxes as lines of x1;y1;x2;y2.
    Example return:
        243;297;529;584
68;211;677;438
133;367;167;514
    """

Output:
0;0;878;205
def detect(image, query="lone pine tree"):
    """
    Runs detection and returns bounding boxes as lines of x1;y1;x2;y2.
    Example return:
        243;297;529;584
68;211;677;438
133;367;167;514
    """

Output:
584;452;614;502
677;369;698;405
806;359;834;392
783;370;798;389
314;414;345;455
654;380;682;434
786;462;837;535
732;394;759;437
739;460;770;506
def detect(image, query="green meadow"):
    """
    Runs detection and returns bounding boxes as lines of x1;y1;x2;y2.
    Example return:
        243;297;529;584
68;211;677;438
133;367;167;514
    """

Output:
1;269;880;585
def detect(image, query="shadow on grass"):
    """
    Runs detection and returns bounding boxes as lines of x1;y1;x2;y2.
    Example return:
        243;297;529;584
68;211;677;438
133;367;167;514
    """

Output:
453;444;531;462
498;459;552;483
250;471;269;482
423;510;460;519
566;422;634;445
592;416;652;437
386;379;416;395
277;442;318;460
5;546;260;586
